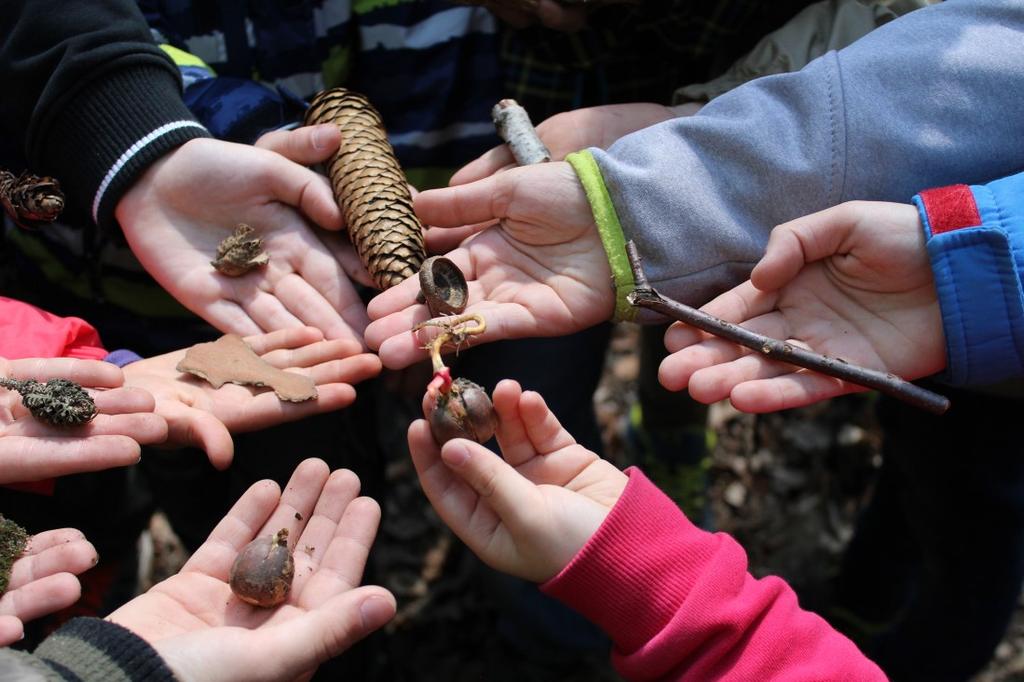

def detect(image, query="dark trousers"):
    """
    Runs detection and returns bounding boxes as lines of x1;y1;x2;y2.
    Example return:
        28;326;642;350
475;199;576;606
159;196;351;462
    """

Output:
835;384;1024;681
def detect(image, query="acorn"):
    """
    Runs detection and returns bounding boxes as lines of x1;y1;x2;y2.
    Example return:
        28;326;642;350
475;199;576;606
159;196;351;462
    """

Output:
229;528;294;607
429;377;497;445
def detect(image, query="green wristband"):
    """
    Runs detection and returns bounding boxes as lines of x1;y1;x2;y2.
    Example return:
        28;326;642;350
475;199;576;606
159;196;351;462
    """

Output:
566;150;637;322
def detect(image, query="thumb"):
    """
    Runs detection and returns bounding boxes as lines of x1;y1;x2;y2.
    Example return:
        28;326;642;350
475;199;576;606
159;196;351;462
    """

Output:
751;203;856;292
258;149;343;231
255;124;341;165
440;439;537;523
160;403;235;470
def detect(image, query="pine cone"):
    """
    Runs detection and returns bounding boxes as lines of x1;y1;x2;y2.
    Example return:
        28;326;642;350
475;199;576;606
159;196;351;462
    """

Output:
304;88;425;290
0;170;64;230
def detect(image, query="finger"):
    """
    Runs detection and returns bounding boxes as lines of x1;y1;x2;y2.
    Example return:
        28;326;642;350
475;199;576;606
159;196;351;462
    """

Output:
9;536;97;589
271;272;365;344
294;469;362;570
516;390;576;455
91;386;157;415
414;172;513;228
256;587;395;677
424;222;493;254
440;438;539;524
182;479;282;578
303;355;381;387
751;203;859;292
449;146;516;186
244;327;325;356
687;353;798;405
299;496;380;601
316;232;375;288
407;419;477;523
730;371;863;413
199;298;264;337
258;458;331;541
158;401;235;470
0;616;23;646
22;528;87;555
259;151;344;232
0;436;141;484
259;338;361;370
7;358;124;388
491;379;534;466
662;321;709;354
10;412;167;445
255;124;341;165
224;283;306;334
0;573;82;622
537;0;587;31
366;245;473;323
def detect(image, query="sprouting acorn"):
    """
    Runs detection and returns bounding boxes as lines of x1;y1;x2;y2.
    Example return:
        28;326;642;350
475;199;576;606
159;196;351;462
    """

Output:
429;377;497;445
229;528;295;607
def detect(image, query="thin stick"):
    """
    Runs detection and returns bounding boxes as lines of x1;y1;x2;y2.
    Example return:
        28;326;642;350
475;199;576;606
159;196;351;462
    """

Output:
492;99;551;166
625;241;950;415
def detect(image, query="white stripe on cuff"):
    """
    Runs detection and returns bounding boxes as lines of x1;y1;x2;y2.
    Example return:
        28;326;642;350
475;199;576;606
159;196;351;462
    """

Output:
92;120;209;223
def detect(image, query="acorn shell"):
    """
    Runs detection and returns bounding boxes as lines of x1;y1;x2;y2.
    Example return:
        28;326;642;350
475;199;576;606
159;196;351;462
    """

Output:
229;528;295;607
419;256;468;317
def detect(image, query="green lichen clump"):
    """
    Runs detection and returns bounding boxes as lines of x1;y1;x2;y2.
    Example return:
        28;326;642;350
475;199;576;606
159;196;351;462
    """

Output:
0;515;28;597
0;377;97;426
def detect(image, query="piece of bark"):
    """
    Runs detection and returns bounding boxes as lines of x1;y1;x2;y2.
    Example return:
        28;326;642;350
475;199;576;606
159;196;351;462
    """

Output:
491;99;551;166
176;334;317;402
304;88;425;290
212;223;269;276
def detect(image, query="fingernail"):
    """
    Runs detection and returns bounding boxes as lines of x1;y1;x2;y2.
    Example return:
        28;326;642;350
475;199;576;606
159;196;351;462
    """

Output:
312;125;329;150
359;596;394;630
441;441;470;466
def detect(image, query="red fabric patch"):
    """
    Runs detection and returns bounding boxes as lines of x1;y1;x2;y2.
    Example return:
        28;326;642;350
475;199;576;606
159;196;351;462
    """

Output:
4;480;56;495
919;184;982;235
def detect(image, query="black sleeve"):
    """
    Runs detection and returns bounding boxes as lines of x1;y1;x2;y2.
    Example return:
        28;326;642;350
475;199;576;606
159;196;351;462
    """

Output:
0;0;211;227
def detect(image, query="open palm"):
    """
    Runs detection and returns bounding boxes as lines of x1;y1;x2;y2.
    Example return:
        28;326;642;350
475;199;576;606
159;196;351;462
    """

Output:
408;380;626;582
122;327;381;469
660;201;945;412
107;458;394;682
116;130;369;343
366;162;614;369
0;357;167;483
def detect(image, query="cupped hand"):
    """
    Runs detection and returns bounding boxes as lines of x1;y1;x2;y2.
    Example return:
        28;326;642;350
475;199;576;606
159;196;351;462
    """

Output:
659;201;945;412
116;126;370;343
0;528;99;645
0;357;167;483
366;161;613;369
122;327;382;469
408;379;627;582
107;458;395;682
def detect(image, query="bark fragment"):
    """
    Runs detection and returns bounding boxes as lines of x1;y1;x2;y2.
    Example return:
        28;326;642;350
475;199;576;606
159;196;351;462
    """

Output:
176;334;317;402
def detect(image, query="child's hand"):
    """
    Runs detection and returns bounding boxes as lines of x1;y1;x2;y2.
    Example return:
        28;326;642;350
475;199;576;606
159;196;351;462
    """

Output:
659;201;945;412
122;327;381;469
0;528;99;645
0;357;167;483
107;458;394;682
407;379;627;582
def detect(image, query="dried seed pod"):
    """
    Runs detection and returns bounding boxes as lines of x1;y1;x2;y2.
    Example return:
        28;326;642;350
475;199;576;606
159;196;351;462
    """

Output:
304;88;425;290
419;256;468;317
0;169;64;230
212;224;269;276
229;528;295;607
0;377;96;426
429;377;497;445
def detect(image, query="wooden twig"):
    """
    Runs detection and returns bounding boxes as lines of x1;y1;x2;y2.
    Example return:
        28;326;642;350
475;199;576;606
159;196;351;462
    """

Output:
492;99;551;166
625;241;950;415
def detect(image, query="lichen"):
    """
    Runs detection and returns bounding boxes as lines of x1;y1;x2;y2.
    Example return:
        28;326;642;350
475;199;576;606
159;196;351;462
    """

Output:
0;377;97;426
212;223;270;276
0;515;28;597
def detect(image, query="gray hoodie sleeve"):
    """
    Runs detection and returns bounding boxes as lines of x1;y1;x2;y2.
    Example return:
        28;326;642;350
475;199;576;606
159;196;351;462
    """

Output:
589;0;1024;308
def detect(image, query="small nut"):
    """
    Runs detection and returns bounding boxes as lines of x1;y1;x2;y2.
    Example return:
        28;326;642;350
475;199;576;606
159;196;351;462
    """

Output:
429;378;497;445
419;256;468;317
229;528;294;607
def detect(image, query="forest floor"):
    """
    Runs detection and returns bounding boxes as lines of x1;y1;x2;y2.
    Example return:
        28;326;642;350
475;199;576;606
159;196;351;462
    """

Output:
145;322;1024;680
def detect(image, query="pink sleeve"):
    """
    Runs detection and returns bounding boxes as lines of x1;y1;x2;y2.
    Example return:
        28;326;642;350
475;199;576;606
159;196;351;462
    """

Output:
541;468;885;681
0;296;107;360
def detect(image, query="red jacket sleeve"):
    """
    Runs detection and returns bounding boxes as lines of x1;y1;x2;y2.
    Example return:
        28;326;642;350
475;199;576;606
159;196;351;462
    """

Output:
0;296;107;360
541;468;885;681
